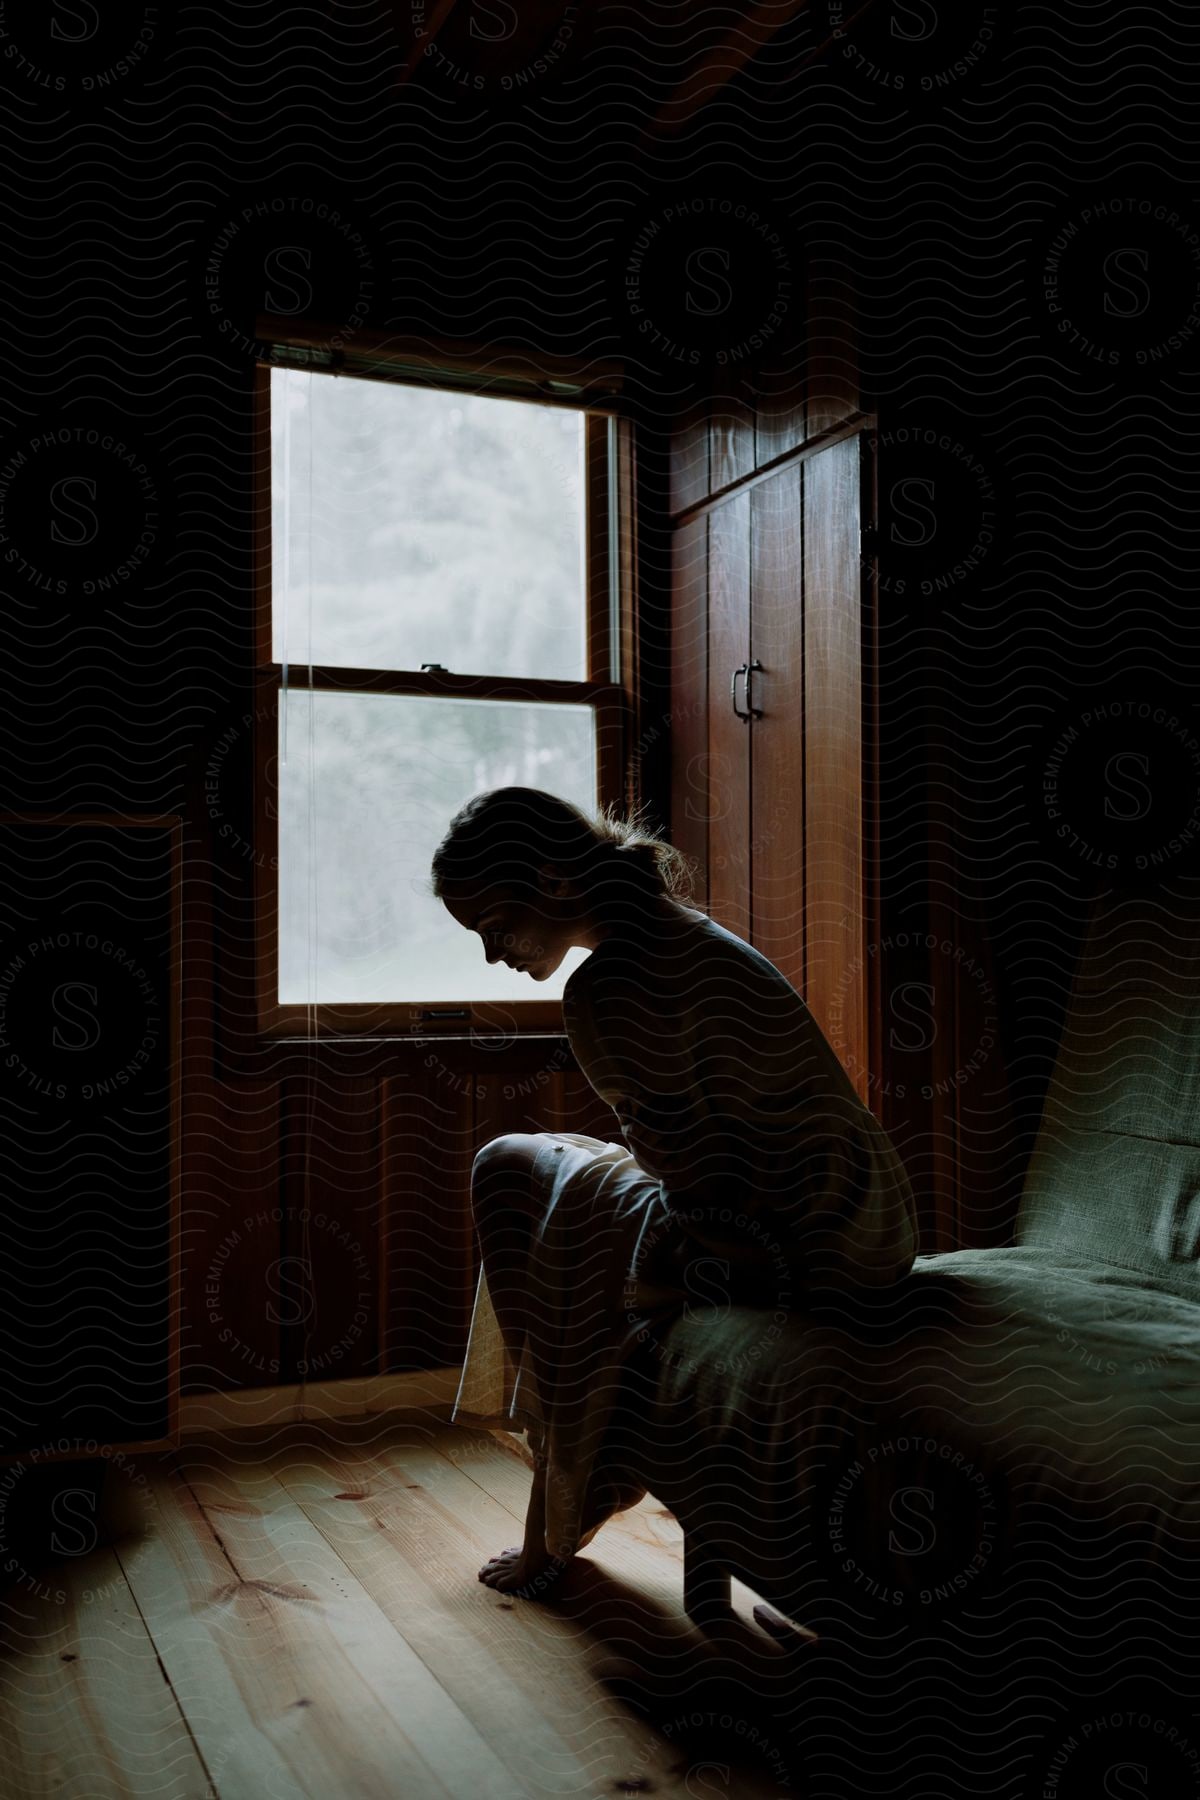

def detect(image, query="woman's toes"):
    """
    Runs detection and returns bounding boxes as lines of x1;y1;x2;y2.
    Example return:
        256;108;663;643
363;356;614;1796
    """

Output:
478;1548;524;1587
477;1546;569;1597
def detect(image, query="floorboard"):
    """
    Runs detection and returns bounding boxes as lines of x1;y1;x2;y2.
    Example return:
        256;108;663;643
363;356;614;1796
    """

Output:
1;1419;801;1798
257;1427;656;1797
0;1538;213;1799
122;1455;473;1799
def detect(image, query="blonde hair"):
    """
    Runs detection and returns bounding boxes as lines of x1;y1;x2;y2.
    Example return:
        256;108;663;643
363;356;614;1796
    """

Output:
430;786;695;917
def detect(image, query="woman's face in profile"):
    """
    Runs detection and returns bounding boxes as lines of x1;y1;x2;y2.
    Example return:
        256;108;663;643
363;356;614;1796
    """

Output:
442;879;579;979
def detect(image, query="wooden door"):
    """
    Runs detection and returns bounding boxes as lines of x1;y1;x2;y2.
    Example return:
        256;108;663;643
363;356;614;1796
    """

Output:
798;434;867;1098
666;427;872;1104
748;434;868;1102
749;460;805;996
706;492;752;940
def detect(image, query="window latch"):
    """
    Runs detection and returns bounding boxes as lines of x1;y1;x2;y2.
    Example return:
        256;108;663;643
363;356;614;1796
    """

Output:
421;662;449;673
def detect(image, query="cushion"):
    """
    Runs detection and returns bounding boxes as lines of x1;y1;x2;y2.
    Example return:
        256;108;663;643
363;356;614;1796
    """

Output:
1016;883;1200;1292
610;1248;1200;1631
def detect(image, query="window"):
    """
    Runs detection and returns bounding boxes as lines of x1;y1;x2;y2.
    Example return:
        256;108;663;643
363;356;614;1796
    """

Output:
252;351;631;1037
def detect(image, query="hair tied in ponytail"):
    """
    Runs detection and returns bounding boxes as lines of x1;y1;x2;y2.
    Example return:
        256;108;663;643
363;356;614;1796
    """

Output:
430;785;697;918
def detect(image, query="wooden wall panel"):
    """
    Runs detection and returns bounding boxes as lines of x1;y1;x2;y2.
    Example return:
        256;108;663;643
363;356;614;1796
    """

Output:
181;1076;282;1393
279;1076;380;1384
183;1044;630;1396
380;1070;476;1372
710;362;756;490
567;1069;626;1143
707;493;753;940
529;1065;575;1138
749;463;805;995
669;516;710;903
754;357;807;467
669;392;710;516
467;1070;513;1319
803;436;867;1099
378;1058;619;1378
538;1069;617;1149
379;1078;427;1375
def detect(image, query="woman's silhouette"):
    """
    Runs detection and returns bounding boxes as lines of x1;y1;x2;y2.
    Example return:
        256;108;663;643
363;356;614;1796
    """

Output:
433;786;918;1596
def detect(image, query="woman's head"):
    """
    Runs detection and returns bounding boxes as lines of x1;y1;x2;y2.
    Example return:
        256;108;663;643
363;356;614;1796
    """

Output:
431;786;694;979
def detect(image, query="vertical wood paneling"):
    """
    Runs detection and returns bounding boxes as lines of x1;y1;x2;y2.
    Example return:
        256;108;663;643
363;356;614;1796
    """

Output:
749;463;805;995
182;1077;282;1392
616;416;641;816
525;1065;572;1137
280;1077;380;1383
379;1078;419;1374
860;439;884;1114
380;1070;475;1371
803;436;866;1097
754;357;807;466
669;392;710;516
669;515;710;905
467;1069;508;1313
564;1069;621;1141
177;830;213;1417
379;1059;619;1376
707;492;752;939
710;362;756;490
537;1065;617;1141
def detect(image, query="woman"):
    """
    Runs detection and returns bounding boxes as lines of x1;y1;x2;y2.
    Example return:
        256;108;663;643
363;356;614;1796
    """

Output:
432;786;918;1597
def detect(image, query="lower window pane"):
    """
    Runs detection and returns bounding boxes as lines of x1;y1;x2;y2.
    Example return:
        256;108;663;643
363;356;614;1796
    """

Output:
277;690;597;1004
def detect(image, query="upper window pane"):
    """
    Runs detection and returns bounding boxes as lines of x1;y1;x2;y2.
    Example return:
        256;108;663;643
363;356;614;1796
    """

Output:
270;367;588;679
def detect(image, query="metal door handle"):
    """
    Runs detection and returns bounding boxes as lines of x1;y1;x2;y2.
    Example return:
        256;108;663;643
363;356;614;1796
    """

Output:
744;658;763;719
731;661;764;722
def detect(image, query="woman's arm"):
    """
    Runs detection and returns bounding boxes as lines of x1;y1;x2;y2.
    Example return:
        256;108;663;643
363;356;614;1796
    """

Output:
611;1089;725;1194
564;960;737;1203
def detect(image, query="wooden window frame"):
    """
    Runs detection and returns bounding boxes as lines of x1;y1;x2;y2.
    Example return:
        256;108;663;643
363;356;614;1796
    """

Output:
250;348;636;1041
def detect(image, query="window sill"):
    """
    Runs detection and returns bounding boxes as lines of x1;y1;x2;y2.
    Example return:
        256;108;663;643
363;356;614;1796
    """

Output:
213;1030;575;1083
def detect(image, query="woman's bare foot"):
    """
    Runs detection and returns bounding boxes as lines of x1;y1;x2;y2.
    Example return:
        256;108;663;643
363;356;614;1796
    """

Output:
475;1441;573;1599
478;1544;569;1599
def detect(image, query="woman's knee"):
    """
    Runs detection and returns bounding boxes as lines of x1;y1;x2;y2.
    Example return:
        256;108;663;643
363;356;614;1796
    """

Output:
470;1133;543;1215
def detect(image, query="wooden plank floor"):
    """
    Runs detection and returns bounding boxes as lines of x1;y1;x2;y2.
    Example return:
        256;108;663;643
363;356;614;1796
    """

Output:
0;1418;802;1800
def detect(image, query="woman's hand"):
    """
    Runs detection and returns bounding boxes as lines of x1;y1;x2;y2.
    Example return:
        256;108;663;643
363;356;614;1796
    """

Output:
614;1090;720;1190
